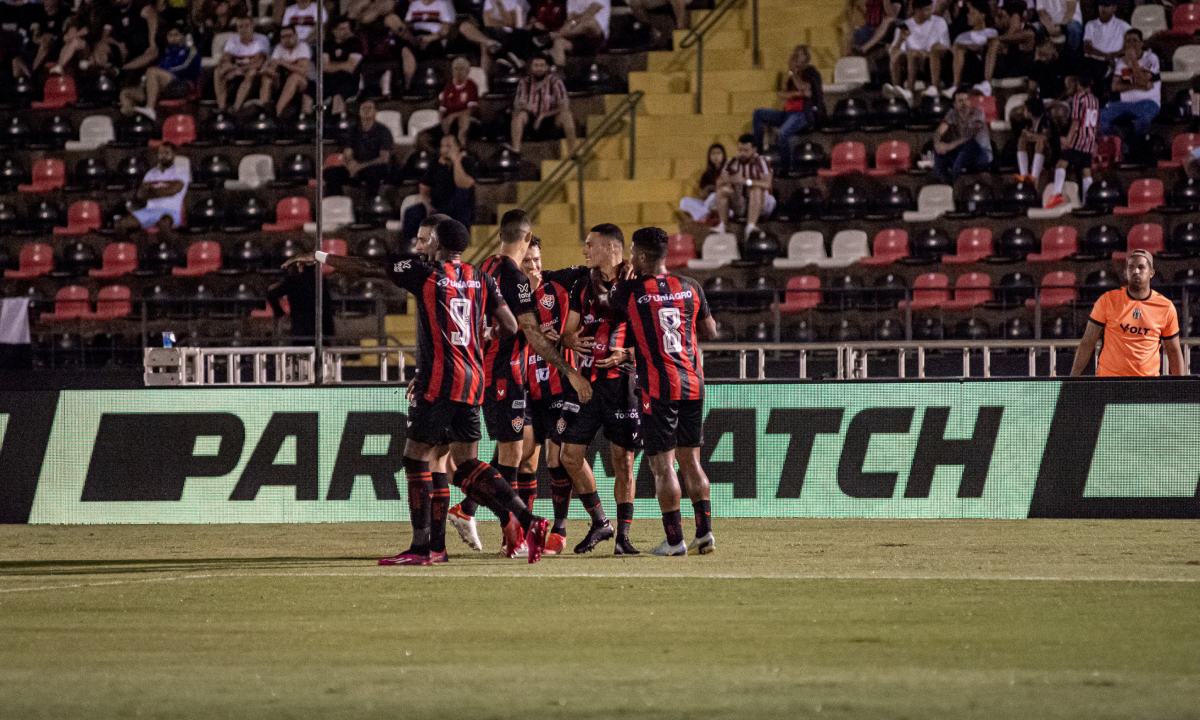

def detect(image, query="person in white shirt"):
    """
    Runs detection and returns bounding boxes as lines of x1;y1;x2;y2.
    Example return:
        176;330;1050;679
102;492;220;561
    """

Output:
260;25;314;118
214;16;270;112
550;0;609;66
883;0;950;104
117;143;189;237
457;0;528;76
1082;0;1129;85
949;0;998;96
281;0;327;43
398;0;458;91
1036;0;1082;53
1099;28;1161;152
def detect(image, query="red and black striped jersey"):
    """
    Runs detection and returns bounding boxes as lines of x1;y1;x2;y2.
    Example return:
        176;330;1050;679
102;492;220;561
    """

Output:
388;257;505;405
609;274;711;401
569;271;630;382
480;254;535;397
526;279;572;399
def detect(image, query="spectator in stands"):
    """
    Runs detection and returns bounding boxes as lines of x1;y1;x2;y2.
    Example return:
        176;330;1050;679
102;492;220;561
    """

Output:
679;142;726;222
1036;0;1082;55
324;18;363;115
751;44;822;176
346;0;396;96
949;0;998;97
259;24;313;118
213;15;270;112
324;99;393;197
1099;28;1160;156
1082;0;1130;92
49;2;106;76
116;142;188;238
1014;94;1060;187
630;0;692;39
992;1;1036;82
8;0;72;81
713;133;775;239
550;0;609;66
281;0;326;43
1047;73;1098;208
398;0;458;93
939;0;972;43
509;54;576;155
842;0;901;56
1026;38;1065;100
192;0;239;57
883;0;950;104
440;56;480;148
93;0;160;76
267;262;334;345
119;24;200;120
458;0;532;76
932;86;993;183
402;133;478;240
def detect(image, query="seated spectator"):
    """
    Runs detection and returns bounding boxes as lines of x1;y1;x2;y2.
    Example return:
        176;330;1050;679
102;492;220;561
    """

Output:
932;86;993;183
550;0;609;66
1099;28;1160;156
751;44;822;175
992;1;1036;82
91;0;159;76
713;133;775;239
1081;0;1129;96
119;24;200;120
213;16;270;112
457;0;536;76
439;56;480;148
49;3;105;76
1047;74;1096;208
629;0;692;40
191;0;238;57
401;134;478;240
324;17;363;115
6;0;73;81
842;0;901;56
267;262;334;345
883;0;949;104
1026;38;1065;100
679;143;726;222
949;0;998;97
346;0;398;96
324;99;394;197
260;25;313;118
281;0;326;43
509;54;576;154
1014;95;1061;188
398;0;458;93
1036;0;1081;55
116;142;188;238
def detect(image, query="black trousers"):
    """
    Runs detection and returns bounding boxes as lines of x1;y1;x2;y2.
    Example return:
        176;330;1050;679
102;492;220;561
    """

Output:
323;164;388;197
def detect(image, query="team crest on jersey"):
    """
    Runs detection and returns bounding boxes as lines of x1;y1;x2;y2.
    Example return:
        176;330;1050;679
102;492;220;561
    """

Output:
512;417;524;432
642;398;651;413
1133;309;1142;319
394;260;411;273
556;418;566;435
540;294;555;309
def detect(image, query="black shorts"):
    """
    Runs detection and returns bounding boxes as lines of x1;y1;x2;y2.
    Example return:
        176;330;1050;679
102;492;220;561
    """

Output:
557;374;642;451
959;49;986;84
324;70;359;100
161;77;195;100
641;395;704;456
407;395;482;446
483;384;529;444
1061;148;1093;170
529;394;564;445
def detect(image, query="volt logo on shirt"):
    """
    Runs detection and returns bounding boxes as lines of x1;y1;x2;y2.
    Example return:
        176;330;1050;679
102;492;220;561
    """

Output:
1119;323;1152;335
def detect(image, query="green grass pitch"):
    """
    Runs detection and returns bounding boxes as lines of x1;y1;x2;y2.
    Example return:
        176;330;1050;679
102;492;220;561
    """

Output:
1;519;1198;719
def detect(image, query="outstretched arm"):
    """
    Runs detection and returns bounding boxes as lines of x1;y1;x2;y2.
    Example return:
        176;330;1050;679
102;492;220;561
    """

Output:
283;252;389;280
519;311;591;403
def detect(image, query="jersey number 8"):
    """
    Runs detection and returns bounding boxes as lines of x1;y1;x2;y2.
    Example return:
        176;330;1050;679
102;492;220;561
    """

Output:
658;307;683;353
449;298;472;346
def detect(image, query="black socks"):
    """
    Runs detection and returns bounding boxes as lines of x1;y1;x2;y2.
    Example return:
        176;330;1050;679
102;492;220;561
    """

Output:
549;465;571;534
662;510;683;546
579;492;608;527
403;456;432;553
430;472;449;553
616;502;634;541
454;459;534;531
692;500;711;538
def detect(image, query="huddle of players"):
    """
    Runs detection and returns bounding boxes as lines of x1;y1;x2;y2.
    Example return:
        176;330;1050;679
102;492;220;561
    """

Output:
286;209;718;563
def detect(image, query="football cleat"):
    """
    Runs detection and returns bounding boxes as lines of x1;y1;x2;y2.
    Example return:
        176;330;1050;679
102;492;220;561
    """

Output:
648;539;688;557
614;537;641;556
512;538;529;558
573;520;615;554
378;551;430;566
526;518;550;564
428;550;449;564
501;516;525;559
544;533;567;555
687;532;716;555
448;503;483;551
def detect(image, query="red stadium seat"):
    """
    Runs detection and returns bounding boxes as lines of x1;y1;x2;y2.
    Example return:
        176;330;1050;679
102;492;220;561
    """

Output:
865;141;911;177
263;197;312;232
1092;135;1122;169
172;241;222;276
942;228;993;264
90;242;138;278
1028;226;1078;262
970;94;999;123
1164;2;1200;36
150;114;197;147
53;200;102;236
817;141;867;177
321;238;347;275
40;285;90;321
1027;271;1078;309
942;272;993;310
31;75;77;109
777;275;821;313
1159;133;1200;169
18;159;66;193
1113;223;1165;260
5;243;54;278
903;273;950;310
860;229;909;265
251;298;290;318
1114;179;1165;215
89;285;132;320
665;233;696;269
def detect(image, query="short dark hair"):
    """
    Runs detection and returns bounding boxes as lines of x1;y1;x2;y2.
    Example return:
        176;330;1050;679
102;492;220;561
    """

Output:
968;0;988;14
500;209;532;245
280;24;296;34
912;0;932;9
589;223;624;246
435;217;471;253
419;212;449;230
1073;73;1093;88
1003;0;1026;16
631;226;669;261
1126;28;1143;40
737;133;755;146
528;235;542;250
159;141;177;152
953;84;973;98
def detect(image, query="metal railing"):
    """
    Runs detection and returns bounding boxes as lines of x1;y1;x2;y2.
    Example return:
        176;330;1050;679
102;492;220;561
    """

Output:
679;0;760;113
466;91;644;262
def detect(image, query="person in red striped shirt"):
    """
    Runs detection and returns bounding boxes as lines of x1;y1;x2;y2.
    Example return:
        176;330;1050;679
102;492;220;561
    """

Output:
712;133;776;239
509;55;576;154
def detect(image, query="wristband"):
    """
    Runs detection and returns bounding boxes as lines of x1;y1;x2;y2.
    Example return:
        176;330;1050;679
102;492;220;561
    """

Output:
314;251;328;264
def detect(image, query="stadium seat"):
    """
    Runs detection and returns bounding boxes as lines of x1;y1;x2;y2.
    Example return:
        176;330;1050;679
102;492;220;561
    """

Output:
819;230;870;267
263;197;311;232
665;233;695;269
90;242;138;278
942;228;993;264
970;94;999;123
53;200;102;236
903;184;953;222
1028;182;1081;219
152;114;196;147
865;141;911;177
64;115;115;151
868;274;908;309
172;241;223;276
942;272;994;310
903;273;950;310
1167;220;1200;256
1113;223;1165;260
990;93;1027;132
1159;133;1200;169
817;141;867;177
89;285;132;320
688;233;739;269
774;231;827;268
1131;4;1168;37
1027;226;1084;262
1114;179;1165;215
225;154;275;190
776;275;821;312
991;227;1038;262
304;196;354;233
1162;45;1200;82
860;229;910;265
32;75;76;109
5;243;53;278
824;56;869;93
1091;135;1123;170
1163;2;1200;37
1028;271;1078;309
375;110;403;142
40;285;90;321
396;109;439;146
18;159;65;193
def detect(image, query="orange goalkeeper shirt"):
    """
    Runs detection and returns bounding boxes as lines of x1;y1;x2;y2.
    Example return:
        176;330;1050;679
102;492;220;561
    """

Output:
1089;287;1180;377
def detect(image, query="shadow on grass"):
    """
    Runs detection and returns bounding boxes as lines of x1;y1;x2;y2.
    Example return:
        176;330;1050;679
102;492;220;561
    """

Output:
0;557;375;577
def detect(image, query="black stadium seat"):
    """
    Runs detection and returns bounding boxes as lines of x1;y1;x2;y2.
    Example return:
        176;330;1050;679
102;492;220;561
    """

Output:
1082;269;1120;302
822;274;862;310
781;185;823;220
3;116;33;147
1167;222;1200;257
991;227;1038;262
357;237;390;261
277;153;316;186
1080;224;1125;259
866;184;914;220
221;239;267;275
72;158;108;191
790;141;826;178
0;201;16;235
905;228;952;264
945;180;992;219
953;318;991;340
992;272;1036;308
873;318;904;341
195;154;235;189
1002;317;1034;340
113;155;149;190
785;320;818;343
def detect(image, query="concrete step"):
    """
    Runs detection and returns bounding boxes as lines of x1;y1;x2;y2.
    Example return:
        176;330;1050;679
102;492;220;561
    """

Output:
632;113;752;138
629;71;691;95
564;179;692;204
648;48;760;74
671;27;750;51
728;90;780;115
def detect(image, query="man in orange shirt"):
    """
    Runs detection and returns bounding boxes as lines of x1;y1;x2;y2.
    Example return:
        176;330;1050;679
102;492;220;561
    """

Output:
1070;250;1187;377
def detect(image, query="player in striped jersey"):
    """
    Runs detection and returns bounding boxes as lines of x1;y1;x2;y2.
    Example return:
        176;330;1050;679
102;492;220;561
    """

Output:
608;227;719;557
286;218;553;564
1047;73;1099;209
